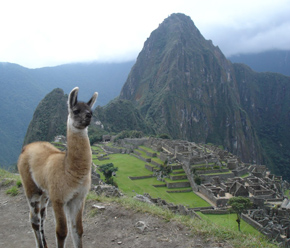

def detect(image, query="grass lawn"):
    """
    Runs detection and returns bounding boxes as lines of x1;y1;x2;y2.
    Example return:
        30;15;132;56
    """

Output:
197;212;261;236
93;153;210;208
91;145;105;153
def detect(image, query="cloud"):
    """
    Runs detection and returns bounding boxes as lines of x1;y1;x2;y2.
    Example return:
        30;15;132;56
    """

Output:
197;0;290;56
0;0;289;67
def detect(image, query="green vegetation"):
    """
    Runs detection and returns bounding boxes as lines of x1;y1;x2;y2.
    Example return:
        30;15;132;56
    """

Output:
93;99;153;135
197;212;261;236
228;197;252;232
0;168;22;196
98;163;118;186
0;168;19;179
93;153;209;208
6;186;19;196
23;88;68;146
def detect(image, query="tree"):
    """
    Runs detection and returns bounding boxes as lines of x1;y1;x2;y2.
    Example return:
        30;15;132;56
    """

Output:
99;163;118;186
228;196;252;231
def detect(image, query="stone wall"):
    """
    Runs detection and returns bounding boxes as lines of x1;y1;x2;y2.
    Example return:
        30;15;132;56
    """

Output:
131;153;151;163
166;181;191;189
232;167;249;177
145;164;156;172
151;160;163;168
122;138;149;146
200;209;228;214
200;172;234;184
182;164;198;191
129;175;154;180
198;184;229;207
195;168;229;175
241;213;263;232
170;175;188;180
103;145;130;154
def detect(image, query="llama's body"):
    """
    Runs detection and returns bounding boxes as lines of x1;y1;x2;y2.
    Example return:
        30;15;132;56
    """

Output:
18;87;98;248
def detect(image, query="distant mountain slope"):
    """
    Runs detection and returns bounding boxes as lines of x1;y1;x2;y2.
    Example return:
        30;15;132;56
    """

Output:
0;61;134;167
229;50;290;76
94;99;154;134
0;63;45;167
23;88;67;145
234;63;290;177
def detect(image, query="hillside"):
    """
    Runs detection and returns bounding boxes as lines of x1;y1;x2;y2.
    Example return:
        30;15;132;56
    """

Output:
0;61;133;167
118;13;290;179
93;99;154;134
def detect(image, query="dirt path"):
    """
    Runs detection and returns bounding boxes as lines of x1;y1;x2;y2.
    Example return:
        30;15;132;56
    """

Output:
0;186;232;248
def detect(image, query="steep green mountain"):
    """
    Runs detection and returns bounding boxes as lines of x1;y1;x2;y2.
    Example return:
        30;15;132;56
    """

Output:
23;88;68;145
229;50;290;76
118;13;290;179
0;61;133;167
120;13;264;165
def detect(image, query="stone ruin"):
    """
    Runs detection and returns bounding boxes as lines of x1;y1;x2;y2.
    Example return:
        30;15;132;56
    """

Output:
94;137;290;246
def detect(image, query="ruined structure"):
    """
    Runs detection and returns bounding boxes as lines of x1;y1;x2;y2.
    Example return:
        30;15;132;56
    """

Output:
98;137;290;246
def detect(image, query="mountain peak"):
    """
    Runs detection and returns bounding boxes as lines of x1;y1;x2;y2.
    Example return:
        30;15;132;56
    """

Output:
119;13;264;167
120;13;227;103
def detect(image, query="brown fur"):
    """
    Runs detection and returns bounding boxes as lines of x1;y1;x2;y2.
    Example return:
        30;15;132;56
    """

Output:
18;87;98;248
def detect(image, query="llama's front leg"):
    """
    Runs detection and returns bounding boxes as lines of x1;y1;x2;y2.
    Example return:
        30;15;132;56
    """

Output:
68;200;85;248
52;202;68;248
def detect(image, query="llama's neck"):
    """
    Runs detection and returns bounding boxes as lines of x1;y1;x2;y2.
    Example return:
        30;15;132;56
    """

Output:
65;116;92;174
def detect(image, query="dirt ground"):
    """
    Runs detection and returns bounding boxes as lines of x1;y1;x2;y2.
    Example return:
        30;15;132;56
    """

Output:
0;186;232;248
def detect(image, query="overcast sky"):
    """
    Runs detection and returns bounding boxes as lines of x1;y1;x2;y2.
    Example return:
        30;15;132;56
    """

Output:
1;0;289;68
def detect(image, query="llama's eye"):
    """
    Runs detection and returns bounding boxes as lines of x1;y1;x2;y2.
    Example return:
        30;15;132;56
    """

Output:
73;110;80;115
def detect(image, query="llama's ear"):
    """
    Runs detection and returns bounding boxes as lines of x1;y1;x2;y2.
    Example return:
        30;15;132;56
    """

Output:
87;92;98;109
68;87;79;109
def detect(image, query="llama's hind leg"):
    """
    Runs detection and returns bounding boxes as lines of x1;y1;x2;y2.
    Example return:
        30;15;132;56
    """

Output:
39;194;49;248
29;192;47;248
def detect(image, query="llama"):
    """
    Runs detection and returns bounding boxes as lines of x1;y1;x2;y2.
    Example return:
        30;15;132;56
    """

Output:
18;87;98;248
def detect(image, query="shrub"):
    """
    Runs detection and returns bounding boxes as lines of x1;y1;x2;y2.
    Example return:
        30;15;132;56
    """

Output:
194;175;202;185
99;163;118;186
16;180;22;187
6;186;19;196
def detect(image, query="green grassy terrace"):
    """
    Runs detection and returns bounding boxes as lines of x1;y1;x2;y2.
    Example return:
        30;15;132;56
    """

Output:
93;153;209;208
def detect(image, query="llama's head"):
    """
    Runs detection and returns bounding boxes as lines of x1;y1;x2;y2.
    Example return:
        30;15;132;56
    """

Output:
68;87;98;129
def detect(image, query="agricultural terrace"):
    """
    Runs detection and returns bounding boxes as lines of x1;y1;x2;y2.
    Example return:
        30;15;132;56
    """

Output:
93;152;210;208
